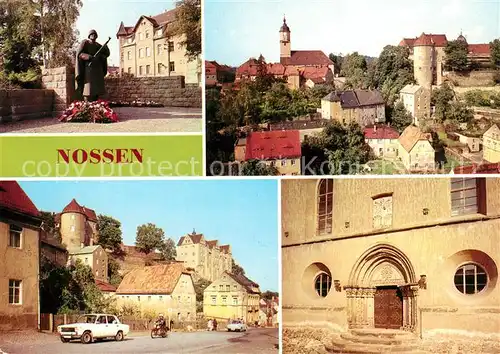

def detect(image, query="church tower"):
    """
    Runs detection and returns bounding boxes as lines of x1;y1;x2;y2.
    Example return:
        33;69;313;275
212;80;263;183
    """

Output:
279;16;291;64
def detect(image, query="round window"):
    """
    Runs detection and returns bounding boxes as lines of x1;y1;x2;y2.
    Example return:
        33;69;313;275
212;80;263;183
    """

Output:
314;272;332;297
454;263;487;295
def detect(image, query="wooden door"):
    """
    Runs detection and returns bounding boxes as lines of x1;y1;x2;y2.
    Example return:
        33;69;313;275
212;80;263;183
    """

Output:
374;286;403;329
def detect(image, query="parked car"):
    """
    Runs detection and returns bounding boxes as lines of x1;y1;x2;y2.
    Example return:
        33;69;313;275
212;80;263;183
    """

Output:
57;314;130;344
227;320;247;332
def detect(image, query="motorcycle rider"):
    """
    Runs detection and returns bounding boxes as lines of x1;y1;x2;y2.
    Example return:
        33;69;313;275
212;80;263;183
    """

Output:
155;314;167;332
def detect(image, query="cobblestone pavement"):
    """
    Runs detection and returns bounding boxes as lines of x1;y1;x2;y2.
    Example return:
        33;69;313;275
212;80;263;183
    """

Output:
0;107;202;133
0;328;278;354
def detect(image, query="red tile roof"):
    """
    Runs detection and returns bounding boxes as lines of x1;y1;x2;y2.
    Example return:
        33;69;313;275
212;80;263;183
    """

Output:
266;63;286;76
83;207;98;222
453;163;500;174
118;8;177;37
468;44;490;55
206;240;218;249
364;125;400;140
288;50;333;66
0;181;39;217
402;33;448;47
245;130;301;160
226;272;260;294
95;279;117;292
219;245;231;254
62;198;84;214
177;232;204;246
301;66;330;80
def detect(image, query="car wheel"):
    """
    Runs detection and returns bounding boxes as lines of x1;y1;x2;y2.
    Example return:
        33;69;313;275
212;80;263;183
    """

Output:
115;331;124;342
227;329;231;332
81;331;92;344
60;336;69;343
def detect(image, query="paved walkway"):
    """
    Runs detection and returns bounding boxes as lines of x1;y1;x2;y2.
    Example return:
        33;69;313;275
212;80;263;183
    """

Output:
0;107;202;133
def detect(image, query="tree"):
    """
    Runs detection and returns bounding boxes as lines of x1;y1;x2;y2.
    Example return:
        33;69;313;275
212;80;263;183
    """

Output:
135;223;165;254
261;291;279;301
159;238;177;261
172;0;201;61
107;257;122;287
302;121;372;175
389;101;414;132
97;215;123;253
490;39;500;68
444;40;469;72
40;256;73;313
432;83;455;122
39;211;61;241
340;52;367;89
193;278;211;312
370;45;414;105
232;259;245;276
448;101;474;124
242;160;280;176
328;53;343;75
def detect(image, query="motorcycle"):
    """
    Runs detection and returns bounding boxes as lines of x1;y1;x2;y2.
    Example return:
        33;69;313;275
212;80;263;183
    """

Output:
151;323;168;338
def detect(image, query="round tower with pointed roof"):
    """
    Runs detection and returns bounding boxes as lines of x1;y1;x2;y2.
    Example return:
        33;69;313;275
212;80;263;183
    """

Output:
60;198;88;251
279;16;291;63
413;32;434;89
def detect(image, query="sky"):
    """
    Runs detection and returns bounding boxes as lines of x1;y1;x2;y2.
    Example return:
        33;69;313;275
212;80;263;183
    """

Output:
205;0;500;67
19;180;279;292
75;0;177;66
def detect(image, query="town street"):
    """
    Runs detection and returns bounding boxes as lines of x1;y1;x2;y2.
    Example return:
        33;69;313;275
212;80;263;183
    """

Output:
0;328;278;354
0;107;202;133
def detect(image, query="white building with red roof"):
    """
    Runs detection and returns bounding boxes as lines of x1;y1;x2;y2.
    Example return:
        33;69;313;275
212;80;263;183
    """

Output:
364;125;400;159
236;130;302;175
236;17;334;89
116;8;201;85
0;181;41;330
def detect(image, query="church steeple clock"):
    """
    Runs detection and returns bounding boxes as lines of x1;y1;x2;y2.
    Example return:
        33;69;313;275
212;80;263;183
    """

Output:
279;16;291;64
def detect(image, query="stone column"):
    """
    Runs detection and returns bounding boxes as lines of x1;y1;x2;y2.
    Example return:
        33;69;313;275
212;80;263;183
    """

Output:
41;66;75;117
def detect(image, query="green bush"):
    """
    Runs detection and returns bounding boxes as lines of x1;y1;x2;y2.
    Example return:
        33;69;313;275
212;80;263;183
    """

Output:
0;68;41;89
463;90;500;108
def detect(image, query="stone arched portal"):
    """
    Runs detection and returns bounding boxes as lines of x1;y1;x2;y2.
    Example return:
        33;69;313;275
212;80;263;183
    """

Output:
344;243;419;332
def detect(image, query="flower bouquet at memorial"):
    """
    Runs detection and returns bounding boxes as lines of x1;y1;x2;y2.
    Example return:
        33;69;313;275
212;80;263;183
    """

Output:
58;100;119;123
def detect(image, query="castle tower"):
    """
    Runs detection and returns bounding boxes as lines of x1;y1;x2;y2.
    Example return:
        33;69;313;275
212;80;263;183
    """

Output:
279;16;291;64
60;199;88;251
413;33;434;89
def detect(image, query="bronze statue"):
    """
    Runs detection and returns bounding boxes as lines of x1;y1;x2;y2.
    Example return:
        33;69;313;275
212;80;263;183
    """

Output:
75;30;111;102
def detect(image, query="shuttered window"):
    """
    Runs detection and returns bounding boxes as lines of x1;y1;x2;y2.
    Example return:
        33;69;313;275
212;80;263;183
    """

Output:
317;179;333;235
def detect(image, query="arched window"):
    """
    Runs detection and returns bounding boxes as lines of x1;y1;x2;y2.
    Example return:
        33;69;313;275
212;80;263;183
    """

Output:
314;272;332;297
454;263;487;294
317;179;333;235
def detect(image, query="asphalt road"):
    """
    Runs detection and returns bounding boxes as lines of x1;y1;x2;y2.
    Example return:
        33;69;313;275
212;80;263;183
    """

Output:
0;328;278;354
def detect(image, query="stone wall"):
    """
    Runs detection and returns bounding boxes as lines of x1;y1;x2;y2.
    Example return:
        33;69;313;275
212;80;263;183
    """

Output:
444;70;497;87
0;89;53;123
104;76;202;108
41;66;75;116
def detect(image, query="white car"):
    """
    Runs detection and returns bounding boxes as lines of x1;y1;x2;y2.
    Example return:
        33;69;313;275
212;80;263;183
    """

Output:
227;320;247;332
57;314;130;344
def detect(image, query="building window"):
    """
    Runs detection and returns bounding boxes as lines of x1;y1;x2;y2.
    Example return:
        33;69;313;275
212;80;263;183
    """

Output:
232;297;238;305
71;214;75;220
317;179;333;235
128;67;132;74
169;61;175;72
159;296;163;301
226;285;230;292
70;225;75;232
281;159;286;166
157;44;162;55
314;273;331;297
168;41;174;52
127;51;131;60
222;296;227;305
454;263;487;294
139;66;143;75
156;29;162;36
146;65;151;75
219;285;223;291
451;178;486;216
158;63;162;74
9;225;21;248
372;194;393;229
211;295;216;304
148;296;151;301
85;257;88;263
9;280;21;304
146;47;151;57
139;49;144;58
145;31;149;39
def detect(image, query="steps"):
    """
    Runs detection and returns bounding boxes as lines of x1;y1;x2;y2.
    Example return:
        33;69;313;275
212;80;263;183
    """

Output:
325;328;427;353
